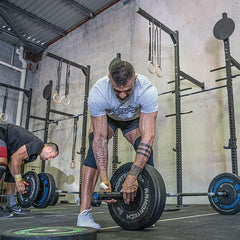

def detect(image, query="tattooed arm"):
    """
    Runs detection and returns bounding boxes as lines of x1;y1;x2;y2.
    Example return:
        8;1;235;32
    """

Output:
91;115;110;188
122;111;158;204
132;111;158;169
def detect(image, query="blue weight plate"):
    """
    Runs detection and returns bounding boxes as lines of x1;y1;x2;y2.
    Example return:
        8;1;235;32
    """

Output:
208;173;240;215
32;173;56;209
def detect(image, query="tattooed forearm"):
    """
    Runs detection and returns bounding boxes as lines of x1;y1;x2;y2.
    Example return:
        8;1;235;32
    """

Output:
128;165;143;177
136;143;152;159
93;138;108;172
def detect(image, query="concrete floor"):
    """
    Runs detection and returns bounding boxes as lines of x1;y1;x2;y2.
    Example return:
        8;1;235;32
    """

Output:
0;203;239;240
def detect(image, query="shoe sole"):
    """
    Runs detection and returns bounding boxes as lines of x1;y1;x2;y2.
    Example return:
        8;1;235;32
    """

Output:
0;213;13;218
10;211;31;215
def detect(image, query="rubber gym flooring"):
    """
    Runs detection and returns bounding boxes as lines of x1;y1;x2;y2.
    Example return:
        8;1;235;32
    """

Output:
0;203;239;240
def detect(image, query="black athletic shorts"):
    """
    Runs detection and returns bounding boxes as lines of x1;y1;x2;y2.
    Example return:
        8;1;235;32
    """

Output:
107;116;139;135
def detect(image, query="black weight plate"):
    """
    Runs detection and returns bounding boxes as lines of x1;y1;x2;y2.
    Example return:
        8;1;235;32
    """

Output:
16;171;40;208
108;163;163;230
32;173;56;209
1;227;97;240
143;166;166;228
213;17;235;40
49;187;59;206
208;173;240;215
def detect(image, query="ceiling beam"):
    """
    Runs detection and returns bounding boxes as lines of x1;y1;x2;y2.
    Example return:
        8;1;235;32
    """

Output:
0;8;37;54
0;0;66;36
0;27;46;50
63;0;94;18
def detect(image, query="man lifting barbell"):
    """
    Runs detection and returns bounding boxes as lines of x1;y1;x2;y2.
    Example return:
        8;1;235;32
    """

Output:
0;123;59;218
77;60;158;230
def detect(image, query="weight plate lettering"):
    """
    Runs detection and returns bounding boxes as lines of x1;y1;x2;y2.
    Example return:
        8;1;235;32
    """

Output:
208;173;240;215
16;171;40;208
143;165;166;228
108;162;166;230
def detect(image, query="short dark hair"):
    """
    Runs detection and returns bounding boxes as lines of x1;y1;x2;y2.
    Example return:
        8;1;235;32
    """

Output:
110;61;135;86
46;142;59;154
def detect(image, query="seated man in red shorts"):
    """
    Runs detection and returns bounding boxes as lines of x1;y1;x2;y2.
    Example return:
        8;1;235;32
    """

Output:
0;123;59;217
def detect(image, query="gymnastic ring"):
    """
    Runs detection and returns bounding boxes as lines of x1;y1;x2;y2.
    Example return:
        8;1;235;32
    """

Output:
147;61;156;74
69;161;75;169
61;95;71;106
52;92;62;103
155;65;163;78
0;112;8;121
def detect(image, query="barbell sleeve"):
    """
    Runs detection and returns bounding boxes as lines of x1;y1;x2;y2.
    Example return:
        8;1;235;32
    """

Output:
93;192;123;200
55;190;80;194
166;192;228;197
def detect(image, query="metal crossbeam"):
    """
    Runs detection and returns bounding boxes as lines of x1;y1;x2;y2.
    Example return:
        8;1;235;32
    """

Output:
0;8;37;54
63;0;94;18
136;6;177;43
0;27;46;50
0;0;66;36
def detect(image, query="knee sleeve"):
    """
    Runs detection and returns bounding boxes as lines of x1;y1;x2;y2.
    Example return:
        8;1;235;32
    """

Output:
83;133;98;169
0;164;6;180
133;137;154;167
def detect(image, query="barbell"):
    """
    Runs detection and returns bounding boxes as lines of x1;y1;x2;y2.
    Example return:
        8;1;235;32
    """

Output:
17;164;240;230
93;172;240;216
94;190;227;200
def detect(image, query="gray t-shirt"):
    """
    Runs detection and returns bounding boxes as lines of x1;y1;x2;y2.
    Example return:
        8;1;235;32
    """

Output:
88;74;158;121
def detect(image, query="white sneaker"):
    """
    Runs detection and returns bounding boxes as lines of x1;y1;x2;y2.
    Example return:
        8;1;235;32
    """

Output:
77;209;101;231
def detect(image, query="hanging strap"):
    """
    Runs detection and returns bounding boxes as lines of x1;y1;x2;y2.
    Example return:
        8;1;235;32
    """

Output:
148;21;152;62
147;20;155;73
53;60;62;103
70;117;78;169
0;87;9;121
155;26;162;77
61;62;71;105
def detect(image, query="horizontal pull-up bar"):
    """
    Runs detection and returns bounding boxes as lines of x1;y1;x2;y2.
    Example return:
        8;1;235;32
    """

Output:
49;113;83;124
30;113;83;133
50;109;76;117
215;74;240;82
158;87;192;96
180;84;227;98
168;78;185;84
136;6;177;43
165;110;193;118
30;112;82;123
0;82;30;95
210;56;240;72
210;65;232;72
29;115;53;122
46;52;88;73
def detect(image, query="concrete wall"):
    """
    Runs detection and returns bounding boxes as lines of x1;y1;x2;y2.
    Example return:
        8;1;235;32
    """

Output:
0;41;30;125
1;0;240;204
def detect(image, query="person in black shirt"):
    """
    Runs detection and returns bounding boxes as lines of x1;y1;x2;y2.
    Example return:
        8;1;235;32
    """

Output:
0;123;59;217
